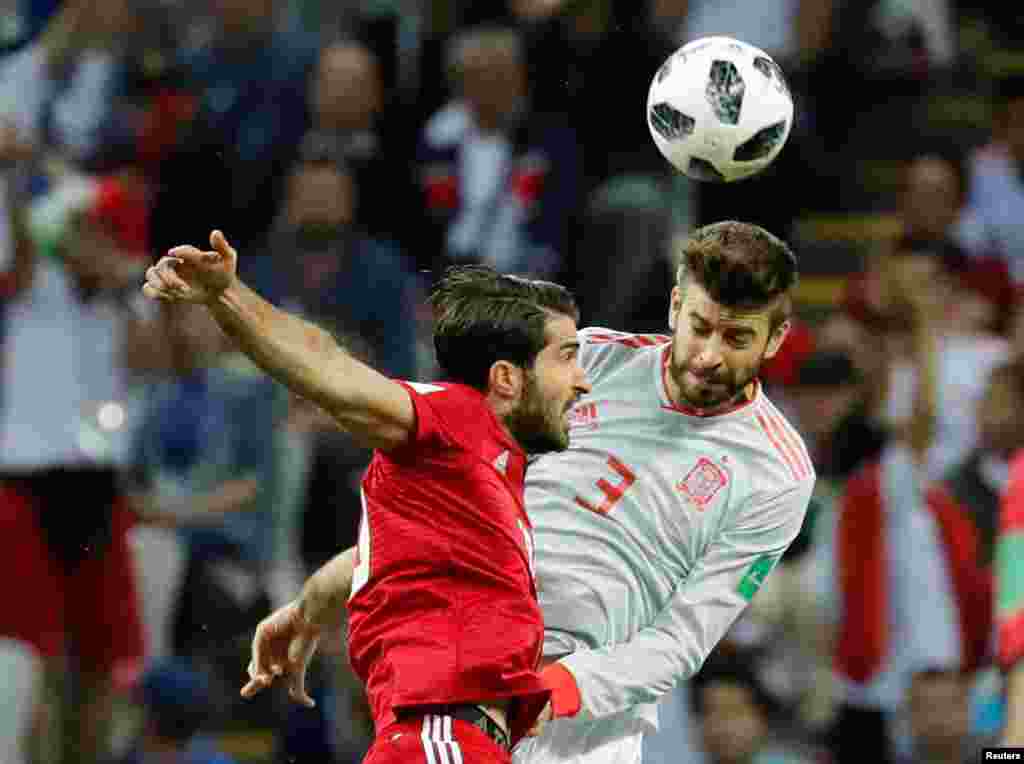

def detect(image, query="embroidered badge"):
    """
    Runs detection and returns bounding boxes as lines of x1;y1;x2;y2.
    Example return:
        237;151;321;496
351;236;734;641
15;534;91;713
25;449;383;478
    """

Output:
677;457;727;510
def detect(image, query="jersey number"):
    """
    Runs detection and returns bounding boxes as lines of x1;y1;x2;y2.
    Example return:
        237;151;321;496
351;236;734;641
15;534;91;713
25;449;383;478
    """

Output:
574;455;636;515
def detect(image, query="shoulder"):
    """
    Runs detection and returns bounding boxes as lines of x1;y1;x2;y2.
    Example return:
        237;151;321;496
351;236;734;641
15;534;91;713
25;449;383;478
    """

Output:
579;327;672;349
396;381;488;420
386;381;503;457
577;326;671;383
737;394;816;502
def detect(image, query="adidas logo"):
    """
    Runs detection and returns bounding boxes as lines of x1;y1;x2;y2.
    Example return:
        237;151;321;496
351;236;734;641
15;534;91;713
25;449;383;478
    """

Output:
493;450;510;475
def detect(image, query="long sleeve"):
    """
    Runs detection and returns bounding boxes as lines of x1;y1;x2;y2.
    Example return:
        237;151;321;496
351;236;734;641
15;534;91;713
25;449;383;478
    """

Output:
546;480;813;720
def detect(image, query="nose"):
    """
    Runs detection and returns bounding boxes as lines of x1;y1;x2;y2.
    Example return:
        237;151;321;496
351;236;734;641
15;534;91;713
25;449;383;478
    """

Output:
693;337;724;372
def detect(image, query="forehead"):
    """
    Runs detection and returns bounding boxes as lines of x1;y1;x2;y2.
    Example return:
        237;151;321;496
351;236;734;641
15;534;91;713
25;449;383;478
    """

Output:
907;158;957;190
320;45;374;76
703;681;757;709
681;283;772;332
542;313;579;347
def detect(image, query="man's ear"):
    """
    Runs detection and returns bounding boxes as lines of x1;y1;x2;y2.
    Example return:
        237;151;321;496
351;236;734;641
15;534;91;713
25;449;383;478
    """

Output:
488;360;524;401
764;320;791;360
668;286;682;331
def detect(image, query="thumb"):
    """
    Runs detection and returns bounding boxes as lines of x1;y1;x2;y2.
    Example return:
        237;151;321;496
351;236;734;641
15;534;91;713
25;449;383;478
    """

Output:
209;230;236;262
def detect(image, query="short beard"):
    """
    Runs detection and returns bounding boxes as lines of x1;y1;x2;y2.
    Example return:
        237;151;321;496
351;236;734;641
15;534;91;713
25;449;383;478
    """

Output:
670;345;766;410
506;372;567;455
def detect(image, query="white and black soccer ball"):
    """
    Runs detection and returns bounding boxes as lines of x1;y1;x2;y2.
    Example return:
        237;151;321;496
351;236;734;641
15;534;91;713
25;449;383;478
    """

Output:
647;36;794;183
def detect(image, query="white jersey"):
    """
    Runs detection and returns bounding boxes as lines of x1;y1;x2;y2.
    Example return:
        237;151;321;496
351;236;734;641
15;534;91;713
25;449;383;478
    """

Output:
525;328;815;733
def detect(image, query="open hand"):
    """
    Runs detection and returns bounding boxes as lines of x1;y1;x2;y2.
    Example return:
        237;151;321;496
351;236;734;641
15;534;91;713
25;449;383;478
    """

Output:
143;230;238;305
241;600;322;707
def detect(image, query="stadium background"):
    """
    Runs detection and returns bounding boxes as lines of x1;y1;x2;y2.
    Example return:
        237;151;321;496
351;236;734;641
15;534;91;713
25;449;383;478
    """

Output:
1;0;1023;762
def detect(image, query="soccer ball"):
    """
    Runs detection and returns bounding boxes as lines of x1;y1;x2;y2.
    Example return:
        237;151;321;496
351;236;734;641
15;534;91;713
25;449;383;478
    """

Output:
647;36;794;183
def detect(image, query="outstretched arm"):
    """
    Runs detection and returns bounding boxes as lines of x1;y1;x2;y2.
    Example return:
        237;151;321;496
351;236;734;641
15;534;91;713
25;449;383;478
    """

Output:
143;231;414;451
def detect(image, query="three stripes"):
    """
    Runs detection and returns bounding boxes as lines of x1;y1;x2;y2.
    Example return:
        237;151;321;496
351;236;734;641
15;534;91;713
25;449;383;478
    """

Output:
420;714;465;764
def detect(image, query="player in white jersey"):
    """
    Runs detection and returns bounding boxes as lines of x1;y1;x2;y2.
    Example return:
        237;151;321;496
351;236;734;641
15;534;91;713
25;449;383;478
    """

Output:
242;221;815;764
514;220;815;764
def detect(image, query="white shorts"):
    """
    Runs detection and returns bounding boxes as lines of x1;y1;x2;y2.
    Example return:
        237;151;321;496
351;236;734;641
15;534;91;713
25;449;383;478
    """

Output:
513;708;649;764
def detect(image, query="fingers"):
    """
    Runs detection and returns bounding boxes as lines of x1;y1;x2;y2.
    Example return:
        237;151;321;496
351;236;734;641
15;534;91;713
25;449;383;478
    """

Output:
142;283;174;301
166;244;217;267
240;675;271;698
143;256;192;301
288;674;316;708
286;637;318;708
241;654;276;698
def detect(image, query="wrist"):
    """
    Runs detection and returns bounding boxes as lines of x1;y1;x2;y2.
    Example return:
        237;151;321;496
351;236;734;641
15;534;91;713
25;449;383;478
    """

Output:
212;275;243;308
294;593;329;633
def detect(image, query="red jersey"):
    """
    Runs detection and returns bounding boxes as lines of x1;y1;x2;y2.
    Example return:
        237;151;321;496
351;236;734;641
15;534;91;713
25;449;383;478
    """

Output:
346;381;550;743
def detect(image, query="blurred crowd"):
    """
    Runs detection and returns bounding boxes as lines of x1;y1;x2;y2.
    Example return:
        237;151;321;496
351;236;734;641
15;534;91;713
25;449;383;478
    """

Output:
3;0;1024;763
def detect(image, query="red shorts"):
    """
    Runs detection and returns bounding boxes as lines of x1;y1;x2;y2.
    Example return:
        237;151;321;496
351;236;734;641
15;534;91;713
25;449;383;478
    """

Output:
0;476;144;678
366;715;512;764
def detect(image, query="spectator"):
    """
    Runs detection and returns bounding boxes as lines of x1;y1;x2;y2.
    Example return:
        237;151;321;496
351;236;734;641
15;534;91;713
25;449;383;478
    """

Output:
819;254;963;764
511;0;679;189
900;151;973;258
691;654;812;764
239;157;422;380
148;0;318;255
901;668;983;764
128;301;286;661
0;171;154;764
416;24;580;279
784;349;887;483
299;40;419;248
881;251;1009;485
114;658;237;764
963;75;1024;285
923;360;1024;683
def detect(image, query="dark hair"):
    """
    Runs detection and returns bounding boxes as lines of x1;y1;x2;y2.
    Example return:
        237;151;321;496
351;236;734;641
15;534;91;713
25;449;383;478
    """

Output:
429;264;579;390
910;665;966;684
995;74;1024;110
676;221;798;330
690;652;777;718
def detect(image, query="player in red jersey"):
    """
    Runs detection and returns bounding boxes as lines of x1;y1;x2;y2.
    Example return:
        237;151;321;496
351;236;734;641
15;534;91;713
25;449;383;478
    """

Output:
142;231;591;764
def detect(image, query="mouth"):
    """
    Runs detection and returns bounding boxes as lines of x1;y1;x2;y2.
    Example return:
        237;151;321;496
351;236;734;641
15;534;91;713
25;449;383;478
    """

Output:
687;370;721;386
